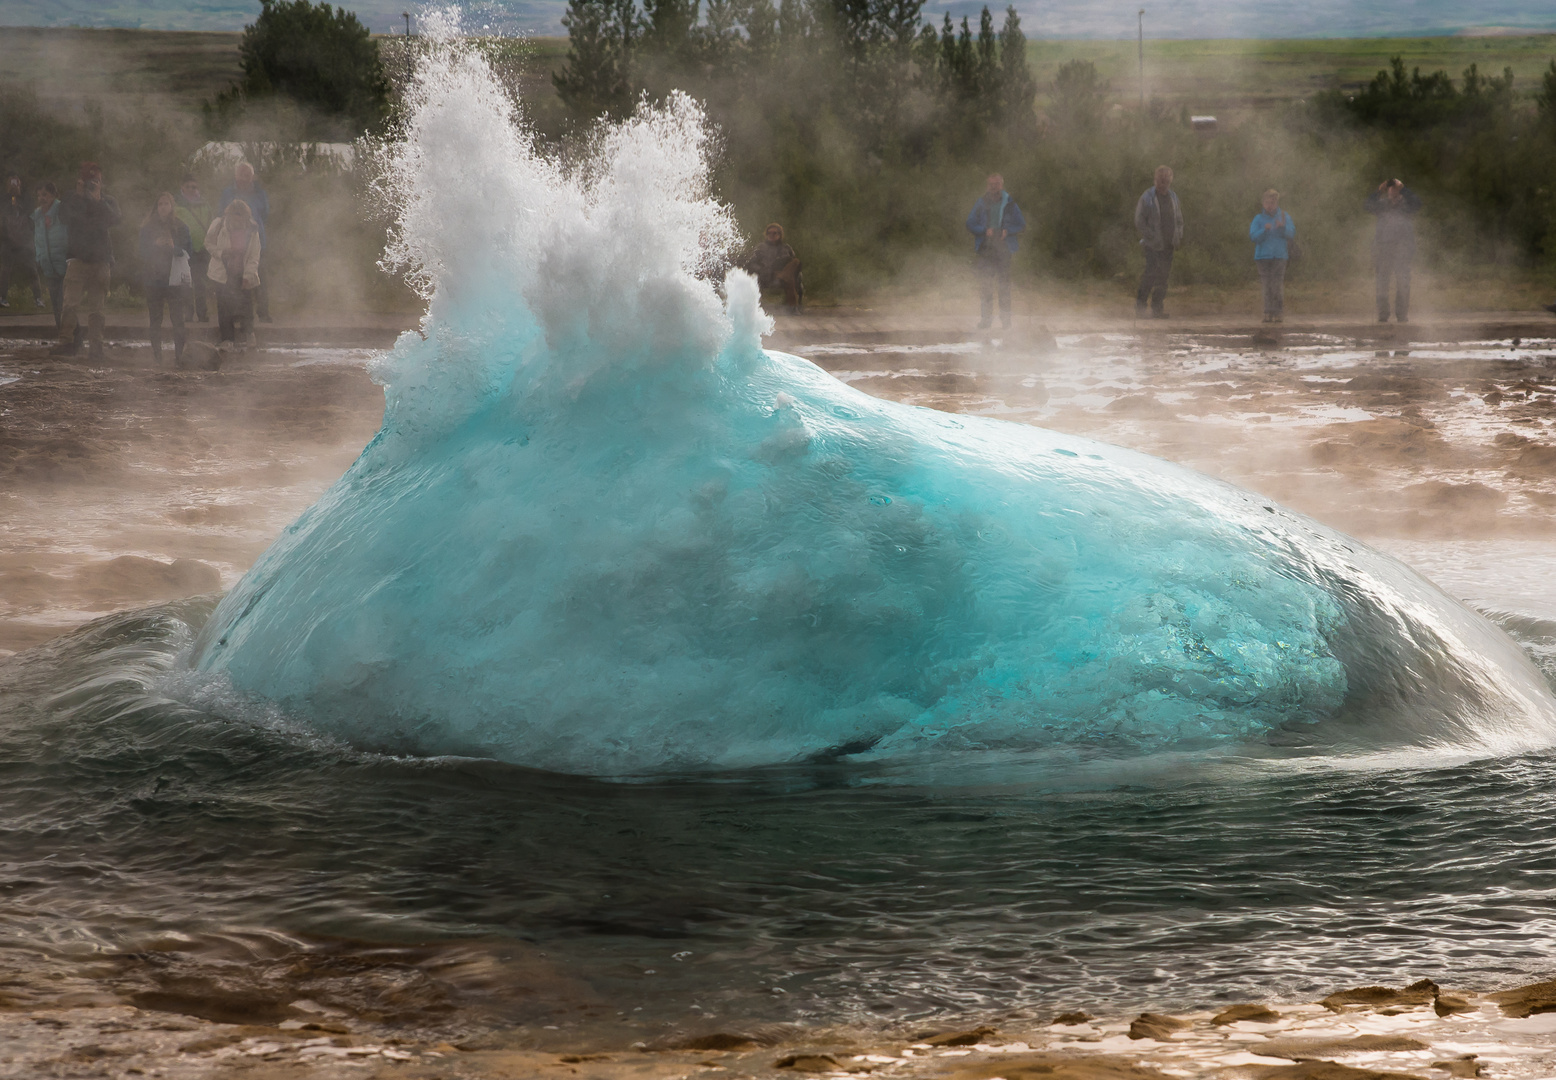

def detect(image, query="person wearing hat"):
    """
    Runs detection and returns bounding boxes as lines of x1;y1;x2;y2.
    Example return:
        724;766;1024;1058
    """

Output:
1365;178;1421;324
51;163;122;360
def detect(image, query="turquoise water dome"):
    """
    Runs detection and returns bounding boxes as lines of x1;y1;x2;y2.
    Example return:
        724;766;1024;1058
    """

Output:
190;32;1556;775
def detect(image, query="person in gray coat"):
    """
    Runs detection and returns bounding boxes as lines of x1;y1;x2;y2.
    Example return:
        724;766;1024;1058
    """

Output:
1365;178;1421;323
1134;165;1183;319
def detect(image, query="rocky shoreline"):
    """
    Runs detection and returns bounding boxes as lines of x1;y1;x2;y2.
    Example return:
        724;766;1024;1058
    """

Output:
3;976;1554;1079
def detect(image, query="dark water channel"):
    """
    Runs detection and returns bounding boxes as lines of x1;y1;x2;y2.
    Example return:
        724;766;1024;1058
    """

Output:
2;597;1556;1046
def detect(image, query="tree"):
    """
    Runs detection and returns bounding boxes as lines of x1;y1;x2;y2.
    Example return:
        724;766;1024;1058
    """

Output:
1328;56;1514;130
641;0;700;65
1052;58;1107;130
997;6;1035;131
211;0;388;136
1538;60;1556;130
554;0;640;119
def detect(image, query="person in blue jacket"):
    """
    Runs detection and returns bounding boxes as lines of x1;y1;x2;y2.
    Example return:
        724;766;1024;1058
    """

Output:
1249;188;1295;324
966;172;1026;330
31;182;69;329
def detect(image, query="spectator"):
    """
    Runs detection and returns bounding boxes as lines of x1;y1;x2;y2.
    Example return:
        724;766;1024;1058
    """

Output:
219;161;271;321
1134;165;1183;319
205;198;261;349
1;174;43;309
743;223;802;314
175;174;214;323
965;172;1026;330
51;163;122;360
32;183;69;330
1249;189;1295;324
1366;178;1421;324
139;192;192;367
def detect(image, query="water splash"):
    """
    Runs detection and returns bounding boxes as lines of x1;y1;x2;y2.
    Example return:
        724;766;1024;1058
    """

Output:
189;29;1556;775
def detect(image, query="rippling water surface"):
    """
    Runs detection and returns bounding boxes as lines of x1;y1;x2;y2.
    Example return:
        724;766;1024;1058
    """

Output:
3;596;1555;1043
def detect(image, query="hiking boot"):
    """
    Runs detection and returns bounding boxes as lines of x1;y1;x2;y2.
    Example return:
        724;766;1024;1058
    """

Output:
1134;304;1149;319
48;340;79;357
1151;309;1170;319
86;315;106;361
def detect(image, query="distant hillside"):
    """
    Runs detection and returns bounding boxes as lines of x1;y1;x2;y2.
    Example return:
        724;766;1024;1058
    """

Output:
4;0;1556;39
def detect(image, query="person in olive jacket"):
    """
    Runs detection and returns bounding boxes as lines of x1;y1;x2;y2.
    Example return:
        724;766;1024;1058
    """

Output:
138;191;192;366
174;174;214;322
32;182;69;329
52;163;122;360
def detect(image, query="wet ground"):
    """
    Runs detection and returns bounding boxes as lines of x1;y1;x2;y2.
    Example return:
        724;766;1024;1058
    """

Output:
2;321;1555;1078
0;341;384;654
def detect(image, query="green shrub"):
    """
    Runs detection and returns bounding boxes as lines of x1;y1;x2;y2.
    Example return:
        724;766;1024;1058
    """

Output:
206;0;389;139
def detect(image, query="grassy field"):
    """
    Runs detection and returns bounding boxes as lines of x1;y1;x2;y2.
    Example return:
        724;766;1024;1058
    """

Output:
0;27;244;116
1028;34;1556;116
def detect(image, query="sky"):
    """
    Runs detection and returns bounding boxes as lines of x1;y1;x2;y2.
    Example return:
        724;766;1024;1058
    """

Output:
3;0;1556;39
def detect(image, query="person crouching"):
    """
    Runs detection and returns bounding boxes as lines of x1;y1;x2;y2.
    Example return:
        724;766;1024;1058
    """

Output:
205;199;261;348
744;223;802;314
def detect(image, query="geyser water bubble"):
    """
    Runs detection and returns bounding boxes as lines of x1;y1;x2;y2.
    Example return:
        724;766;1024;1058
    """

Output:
190;29;1556;774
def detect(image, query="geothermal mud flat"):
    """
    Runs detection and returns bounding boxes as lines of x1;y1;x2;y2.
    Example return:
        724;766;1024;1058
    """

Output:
3;327;1556;1079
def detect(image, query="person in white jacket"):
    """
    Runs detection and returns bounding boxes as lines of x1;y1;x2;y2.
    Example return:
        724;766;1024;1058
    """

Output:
205;198;262;347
